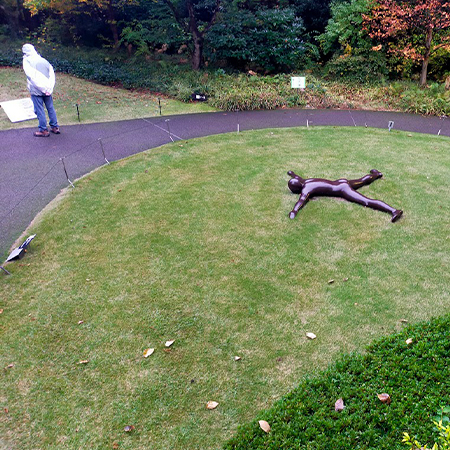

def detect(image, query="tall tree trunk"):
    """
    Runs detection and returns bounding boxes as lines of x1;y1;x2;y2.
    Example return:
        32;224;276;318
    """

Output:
187;0;203;70
16;0;25;22
106;0;120;51
420;27;433;87
191;30;203;70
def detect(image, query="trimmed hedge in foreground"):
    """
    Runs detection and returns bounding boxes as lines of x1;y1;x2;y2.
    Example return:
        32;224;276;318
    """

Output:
225;315;450;450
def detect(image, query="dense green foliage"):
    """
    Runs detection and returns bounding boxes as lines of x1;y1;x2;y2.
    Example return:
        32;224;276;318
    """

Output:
324;49;388;84
1;0;448;82
206;8;304;72
225;315;450;450
318;0;372;55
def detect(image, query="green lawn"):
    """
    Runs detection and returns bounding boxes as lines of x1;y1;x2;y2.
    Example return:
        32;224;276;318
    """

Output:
1;127;450;449
0;67;216;130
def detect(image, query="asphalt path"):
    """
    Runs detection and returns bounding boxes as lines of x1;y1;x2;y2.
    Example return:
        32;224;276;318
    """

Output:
1;108;449;259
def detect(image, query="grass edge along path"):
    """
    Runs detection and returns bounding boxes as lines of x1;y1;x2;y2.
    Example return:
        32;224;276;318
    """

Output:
1;127;450;450
225;314;450;450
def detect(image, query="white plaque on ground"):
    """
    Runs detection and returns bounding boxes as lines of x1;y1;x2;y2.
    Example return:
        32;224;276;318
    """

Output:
291;77;306;89
0;98;37;123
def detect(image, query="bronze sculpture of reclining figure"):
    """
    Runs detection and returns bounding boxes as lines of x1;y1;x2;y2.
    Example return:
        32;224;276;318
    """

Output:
288;169;403;222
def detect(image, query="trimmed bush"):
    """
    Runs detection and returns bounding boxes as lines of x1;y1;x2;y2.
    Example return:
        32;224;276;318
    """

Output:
224;315;450;450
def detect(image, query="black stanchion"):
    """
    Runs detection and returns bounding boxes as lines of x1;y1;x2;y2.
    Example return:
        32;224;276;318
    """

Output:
75;103;80;122
348;110;356;127
158;98;162;116
61;158;75;188
0;266;11;275
438;115;447;136
165;119;174;142
98;138;110;165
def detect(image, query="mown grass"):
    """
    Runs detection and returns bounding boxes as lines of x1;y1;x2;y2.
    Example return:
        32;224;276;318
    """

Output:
0;67;216;130
1;127;450;450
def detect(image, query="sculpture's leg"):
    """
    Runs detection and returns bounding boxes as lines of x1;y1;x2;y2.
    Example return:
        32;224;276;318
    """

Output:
341;186;402;222
348;169;383;190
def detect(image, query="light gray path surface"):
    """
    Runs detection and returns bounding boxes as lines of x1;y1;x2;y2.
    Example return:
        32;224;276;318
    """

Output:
1;109;449;258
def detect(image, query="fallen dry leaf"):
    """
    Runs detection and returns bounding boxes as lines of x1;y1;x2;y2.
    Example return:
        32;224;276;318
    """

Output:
206;401;219;410
258;420;271;433
328;279;335;284
406;338;413;345
124;425;135;432
377;393;391;404
78;320;84;325
306;332;317;340
165;340;175;348
77;360;89;365
335;398;345;412
234;356;242;361
143;348;154;358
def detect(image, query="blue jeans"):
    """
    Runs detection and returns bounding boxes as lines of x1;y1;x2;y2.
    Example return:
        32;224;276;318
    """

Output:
31;95;58;131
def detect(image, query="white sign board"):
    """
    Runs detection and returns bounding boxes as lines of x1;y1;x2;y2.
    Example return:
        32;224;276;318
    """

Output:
291;77;306;89
0;98;37;123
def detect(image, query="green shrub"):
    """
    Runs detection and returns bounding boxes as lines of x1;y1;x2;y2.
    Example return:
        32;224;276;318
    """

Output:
224;315;450;450
324;50;388;84
206;7;305;73
403;416;450;450
397;83;450;116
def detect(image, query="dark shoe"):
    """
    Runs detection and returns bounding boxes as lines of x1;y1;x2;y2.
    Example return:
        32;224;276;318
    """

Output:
50;127;60;134
391;209;403;223
34;130;50;137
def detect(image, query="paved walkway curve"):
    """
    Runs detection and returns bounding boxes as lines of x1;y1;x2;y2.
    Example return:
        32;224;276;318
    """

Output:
1;108;449;258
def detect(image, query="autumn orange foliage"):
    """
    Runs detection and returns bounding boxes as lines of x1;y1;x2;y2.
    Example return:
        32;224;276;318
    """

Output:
363;0;450;85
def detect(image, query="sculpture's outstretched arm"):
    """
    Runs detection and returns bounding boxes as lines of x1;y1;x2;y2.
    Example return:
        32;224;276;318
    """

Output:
289;193;309;219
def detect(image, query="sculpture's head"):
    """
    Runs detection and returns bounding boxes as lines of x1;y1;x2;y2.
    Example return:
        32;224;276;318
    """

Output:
288;177;303;194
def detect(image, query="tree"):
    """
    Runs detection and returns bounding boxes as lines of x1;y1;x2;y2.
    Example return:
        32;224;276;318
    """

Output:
0;0;31;36
207;7;304;72
318;0;372;55
23;0;135;49
163;0;221;70
363;0;450;86
291;0;332;36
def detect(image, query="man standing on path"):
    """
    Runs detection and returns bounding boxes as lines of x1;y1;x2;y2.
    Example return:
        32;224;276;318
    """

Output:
22;44;60;137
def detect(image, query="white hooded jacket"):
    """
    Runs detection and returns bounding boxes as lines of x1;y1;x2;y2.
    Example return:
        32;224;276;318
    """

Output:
22;44;55;96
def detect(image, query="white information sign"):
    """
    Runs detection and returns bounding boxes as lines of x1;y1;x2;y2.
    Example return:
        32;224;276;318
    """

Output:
0;98;37;123
291;77;306;89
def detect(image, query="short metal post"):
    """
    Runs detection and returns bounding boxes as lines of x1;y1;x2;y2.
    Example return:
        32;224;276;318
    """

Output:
75;103;80;122
165;119;174;142
98;138;110;165
0;266;11;275
158;98;162;116
61;158;75;188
